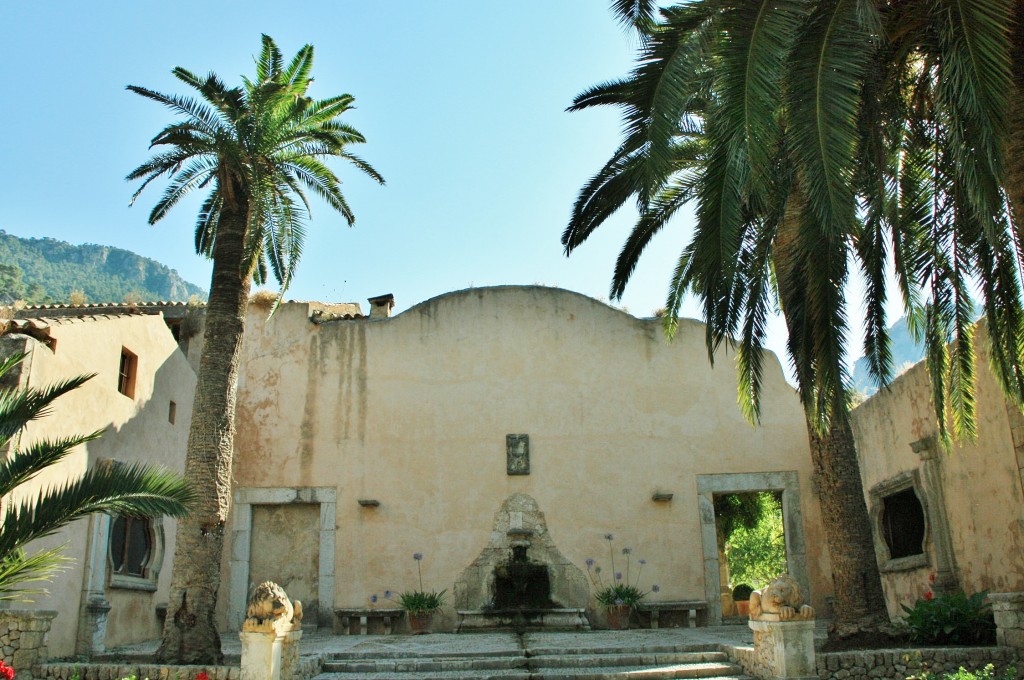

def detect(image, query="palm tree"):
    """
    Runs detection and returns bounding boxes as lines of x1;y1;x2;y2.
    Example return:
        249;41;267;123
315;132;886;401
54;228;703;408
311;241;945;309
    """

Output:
0;352;193;600
566;1;1021;636
127;35;383;663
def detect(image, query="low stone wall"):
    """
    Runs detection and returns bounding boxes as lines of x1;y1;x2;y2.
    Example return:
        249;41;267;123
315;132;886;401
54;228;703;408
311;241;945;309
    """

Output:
0;609;57;679
37;665;236;680
725;643;1020;680
993;593;1024;650
814;647;1020;680
36;657;322;680
726;641;762;679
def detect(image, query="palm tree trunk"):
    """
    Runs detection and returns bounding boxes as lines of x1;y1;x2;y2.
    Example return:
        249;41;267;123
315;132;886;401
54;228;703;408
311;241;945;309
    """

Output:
806;415;889;636
774;182;888;636
157;199;251;665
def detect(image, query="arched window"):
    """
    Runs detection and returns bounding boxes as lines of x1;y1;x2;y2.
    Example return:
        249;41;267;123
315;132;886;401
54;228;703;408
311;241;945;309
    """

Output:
869;470;931;572
108;514;163;590
110;516;152;577
881;488;926;559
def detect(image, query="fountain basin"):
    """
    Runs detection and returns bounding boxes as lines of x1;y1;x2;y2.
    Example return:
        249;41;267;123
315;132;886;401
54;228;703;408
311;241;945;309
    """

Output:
455;608;589;632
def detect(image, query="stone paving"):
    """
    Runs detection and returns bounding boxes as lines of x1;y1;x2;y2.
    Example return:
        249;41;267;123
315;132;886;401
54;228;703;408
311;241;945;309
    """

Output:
107;625;758;659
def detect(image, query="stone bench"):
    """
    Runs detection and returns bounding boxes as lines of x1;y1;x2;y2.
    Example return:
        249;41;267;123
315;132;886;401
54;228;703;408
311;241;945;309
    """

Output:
636;600;708;628
333;607;404;635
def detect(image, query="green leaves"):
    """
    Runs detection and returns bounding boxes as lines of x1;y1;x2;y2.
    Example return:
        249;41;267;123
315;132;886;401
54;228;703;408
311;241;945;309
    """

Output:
0;354;194;601
127;35;384;304
396;589;446;615
900;589;995;645
567;1;1024;439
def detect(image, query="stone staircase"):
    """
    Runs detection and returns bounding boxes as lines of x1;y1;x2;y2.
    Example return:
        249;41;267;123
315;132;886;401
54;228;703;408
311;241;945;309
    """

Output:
313;643;750;679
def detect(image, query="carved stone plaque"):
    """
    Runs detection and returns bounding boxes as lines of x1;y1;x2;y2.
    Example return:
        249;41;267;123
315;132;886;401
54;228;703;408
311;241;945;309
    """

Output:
506;434;530;475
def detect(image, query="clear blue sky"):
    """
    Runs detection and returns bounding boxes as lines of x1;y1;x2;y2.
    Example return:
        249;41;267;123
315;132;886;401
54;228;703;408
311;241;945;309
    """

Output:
2;2;890;380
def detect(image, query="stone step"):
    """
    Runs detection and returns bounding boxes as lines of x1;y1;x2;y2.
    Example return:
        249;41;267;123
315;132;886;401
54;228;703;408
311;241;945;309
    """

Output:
528;652;729;668
327;648;522;660
313;669;749;680
322;654;527;673
315;660;744;679
526;645;720;657
533;673;747;680
323;652;727;673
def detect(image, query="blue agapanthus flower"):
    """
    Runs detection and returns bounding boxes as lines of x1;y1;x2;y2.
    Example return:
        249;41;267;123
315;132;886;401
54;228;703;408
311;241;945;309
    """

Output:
370;594;378;603
586;558;595;568
615;572;622;581
604;533;614;541
652;585;660;593
413;552;423;561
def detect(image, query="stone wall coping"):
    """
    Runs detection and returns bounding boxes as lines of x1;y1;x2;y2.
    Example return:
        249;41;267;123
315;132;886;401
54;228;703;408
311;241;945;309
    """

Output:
990;592;1024;606
0;610;57;620
818;645;1016;660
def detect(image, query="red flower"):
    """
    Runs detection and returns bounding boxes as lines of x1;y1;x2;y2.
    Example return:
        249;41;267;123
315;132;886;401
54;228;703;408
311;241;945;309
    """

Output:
196;673;209;680
923;591;934;601
0;660;15;680
928;573;936;583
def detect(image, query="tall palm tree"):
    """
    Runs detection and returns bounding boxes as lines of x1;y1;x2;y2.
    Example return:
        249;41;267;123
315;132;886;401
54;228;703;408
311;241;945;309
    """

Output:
566;1;1021;636
0;352;193;600
128;35;383;663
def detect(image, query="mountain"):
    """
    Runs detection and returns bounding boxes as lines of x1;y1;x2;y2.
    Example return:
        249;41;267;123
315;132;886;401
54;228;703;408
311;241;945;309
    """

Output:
0;230;206;305
851;316;925;397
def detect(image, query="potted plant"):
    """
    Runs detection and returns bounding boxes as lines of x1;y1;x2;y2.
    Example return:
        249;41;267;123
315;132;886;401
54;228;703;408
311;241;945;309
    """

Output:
586;534;658;630
732;583;754;618
397;552;446;634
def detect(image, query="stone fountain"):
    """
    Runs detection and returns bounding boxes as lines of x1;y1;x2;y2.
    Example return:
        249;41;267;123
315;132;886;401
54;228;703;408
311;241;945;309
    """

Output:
453;494;589;631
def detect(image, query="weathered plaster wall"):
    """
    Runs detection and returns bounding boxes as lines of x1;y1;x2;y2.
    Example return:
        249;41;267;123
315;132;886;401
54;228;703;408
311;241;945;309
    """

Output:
4;314;194;654
228;286;833;629
851;329;1024;619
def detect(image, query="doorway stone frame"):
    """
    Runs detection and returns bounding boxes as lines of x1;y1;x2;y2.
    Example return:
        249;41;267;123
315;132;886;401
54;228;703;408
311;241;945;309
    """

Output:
228;487;337;630
696;472;808;625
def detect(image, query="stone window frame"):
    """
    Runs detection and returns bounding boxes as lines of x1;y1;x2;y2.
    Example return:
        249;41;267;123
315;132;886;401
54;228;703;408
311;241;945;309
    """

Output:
868;469;931;573
228;487;336;630
696;471;809;626
107;514;164;592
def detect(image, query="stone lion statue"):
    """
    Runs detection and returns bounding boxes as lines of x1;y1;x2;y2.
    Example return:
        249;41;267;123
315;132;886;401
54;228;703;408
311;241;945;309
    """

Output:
749;574;814;621
245;581;303;628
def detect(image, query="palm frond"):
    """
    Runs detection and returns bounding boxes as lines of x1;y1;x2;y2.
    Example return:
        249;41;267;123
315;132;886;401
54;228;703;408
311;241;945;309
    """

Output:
0;547;70;602
787;0;875;239
0;462;194;558
0;371;94;445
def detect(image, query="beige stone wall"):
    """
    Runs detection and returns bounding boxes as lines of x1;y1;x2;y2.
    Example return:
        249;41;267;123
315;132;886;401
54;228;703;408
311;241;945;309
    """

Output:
227;286;833;629
851;330;1024;619
4;314;194;654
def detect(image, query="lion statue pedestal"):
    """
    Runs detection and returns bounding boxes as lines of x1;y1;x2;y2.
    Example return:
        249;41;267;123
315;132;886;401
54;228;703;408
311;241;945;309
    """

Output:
746;575;817;680
240;581;304;680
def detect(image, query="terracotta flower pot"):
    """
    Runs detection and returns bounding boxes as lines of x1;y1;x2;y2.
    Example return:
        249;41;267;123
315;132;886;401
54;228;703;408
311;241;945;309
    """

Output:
736;600;750;617
606;604;632;630
408;612;433;634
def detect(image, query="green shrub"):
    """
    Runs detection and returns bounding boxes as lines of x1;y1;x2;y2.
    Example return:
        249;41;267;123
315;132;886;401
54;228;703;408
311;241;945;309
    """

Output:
397;589;446;615
900;590;996;645
908;663;1016;680
732;583;754;601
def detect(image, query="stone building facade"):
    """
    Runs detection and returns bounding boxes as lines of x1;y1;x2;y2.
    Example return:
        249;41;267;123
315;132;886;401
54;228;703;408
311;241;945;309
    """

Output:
0;308;195;656
219;286;834;632
850;325;1024;619
5;286;839;650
